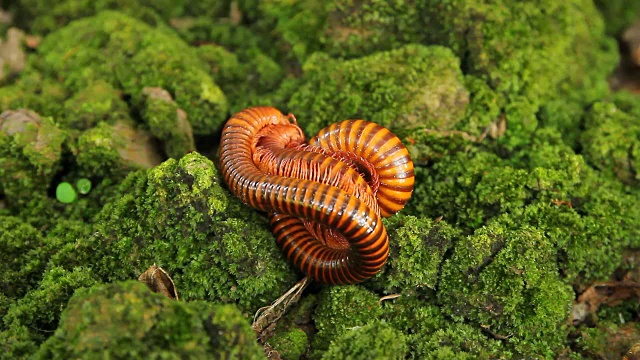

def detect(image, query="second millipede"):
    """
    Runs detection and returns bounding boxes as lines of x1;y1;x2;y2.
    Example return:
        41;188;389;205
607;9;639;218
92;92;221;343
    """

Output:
218;106;414;285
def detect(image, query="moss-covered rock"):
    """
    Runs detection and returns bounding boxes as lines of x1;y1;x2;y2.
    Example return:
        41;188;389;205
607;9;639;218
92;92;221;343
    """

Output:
0;110;66;208
323;321;408;360
0;71;69;118
34;10;228;134
34;281;264;359
438;221;573;357
195;26;286;113
581;101;640;186
289;44;468;136
382;295;506;359
13;0;232;34
78;152;297;312
75;120;164;179
422;0;617;105
268;327;308;360
310;285;382;358
368;215;457;296
60;80;130;130
140;86;195;159
0;216;60;301
1;266;99;356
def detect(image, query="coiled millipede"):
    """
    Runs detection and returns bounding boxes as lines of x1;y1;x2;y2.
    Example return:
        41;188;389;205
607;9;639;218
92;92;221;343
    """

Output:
219;106;414;284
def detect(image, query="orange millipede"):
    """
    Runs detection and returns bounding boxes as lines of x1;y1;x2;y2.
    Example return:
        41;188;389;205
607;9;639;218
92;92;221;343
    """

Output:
218;106;414;284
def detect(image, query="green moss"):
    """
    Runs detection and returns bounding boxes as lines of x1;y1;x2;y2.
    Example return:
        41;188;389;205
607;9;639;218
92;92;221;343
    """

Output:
422;0;617;105
13;0;232;34
140;87;195;158
35;10;228;134
1;267;99;353
195;27;285;113
289;44;468;136
438;221;573;357
594;0;640;36
0;110;66;208
269;327;308;360
0;325;38;360
34;281;263;359
538;99;586;149
406;149;529;230
0;73;68;117
417;322;508;360
368;215;458;296
574;321;640;360
581;101;640;186
310;285;382;358
0;217;48;300
407;130;640;285
382;296;505;359
323;321;407;360
71;153;297;313
60;80;131;130
75;120;163;179
251;1;428;63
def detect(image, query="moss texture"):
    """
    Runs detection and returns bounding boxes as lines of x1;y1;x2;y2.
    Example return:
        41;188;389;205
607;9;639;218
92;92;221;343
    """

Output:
34;281;264;359
1;1;640;359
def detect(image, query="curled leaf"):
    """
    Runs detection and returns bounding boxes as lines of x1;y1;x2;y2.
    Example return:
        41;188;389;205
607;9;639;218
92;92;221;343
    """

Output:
138;264;179;300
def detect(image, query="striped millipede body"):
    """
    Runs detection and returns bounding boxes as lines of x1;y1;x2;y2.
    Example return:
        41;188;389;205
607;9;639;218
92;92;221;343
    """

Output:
218;106;414;284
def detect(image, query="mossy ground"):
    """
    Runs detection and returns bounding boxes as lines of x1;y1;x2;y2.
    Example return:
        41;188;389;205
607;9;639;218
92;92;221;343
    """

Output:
1;1;640;359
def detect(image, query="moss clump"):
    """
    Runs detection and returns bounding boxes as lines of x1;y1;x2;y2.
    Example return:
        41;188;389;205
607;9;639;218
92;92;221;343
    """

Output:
382;296;505;359
574;321;640;360
438;221;573;357
581;101;640;186
1;267;98;356
368;215;458;296
0;217;48;300
269;327;308;360
60;80;131;130
407;130;640;285
34;281;263;359
13;0;232;34
594;0;640;36
289;44;468;136
140;86;195;158
323;321;408;360
75;121;163;179
310;285;382;358
78;152;297;312
0;73;68;117
422;0;617;106
0;110;66;208
406;149;529;230
194;27;286;113
35;10;228;134
521;131;640;282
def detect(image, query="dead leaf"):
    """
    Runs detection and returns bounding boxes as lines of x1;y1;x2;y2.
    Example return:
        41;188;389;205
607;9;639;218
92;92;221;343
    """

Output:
138;264;179;300
573;281;640;324
253;277;311;338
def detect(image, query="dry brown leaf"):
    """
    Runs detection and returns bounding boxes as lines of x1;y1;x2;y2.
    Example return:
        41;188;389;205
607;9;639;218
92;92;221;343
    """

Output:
138;264;179;300
252;277;311;338
573;281;640;324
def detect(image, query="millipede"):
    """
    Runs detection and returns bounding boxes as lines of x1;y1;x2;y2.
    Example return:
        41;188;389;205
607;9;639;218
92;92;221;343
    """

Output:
218;106;414;285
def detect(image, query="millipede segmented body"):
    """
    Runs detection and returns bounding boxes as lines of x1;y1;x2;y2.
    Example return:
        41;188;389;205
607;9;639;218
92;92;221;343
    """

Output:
218;106;414;284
